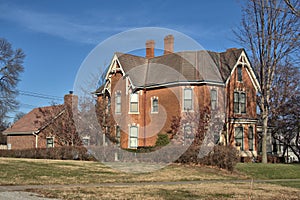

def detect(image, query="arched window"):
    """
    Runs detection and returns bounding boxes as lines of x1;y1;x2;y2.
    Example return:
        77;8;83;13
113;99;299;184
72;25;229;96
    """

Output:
152;97;158;113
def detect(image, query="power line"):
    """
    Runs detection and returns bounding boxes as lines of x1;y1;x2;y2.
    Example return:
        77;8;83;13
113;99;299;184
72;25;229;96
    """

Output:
19;90;63;101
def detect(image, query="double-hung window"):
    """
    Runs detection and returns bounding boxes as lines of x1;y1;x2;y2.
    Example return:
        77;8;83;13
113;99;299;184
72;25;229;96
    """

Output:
116;125;121;146
211;89;217;110
130;93;139;113
234;92;246;114
82;137;90;146
115;91;121;114
184;124;193;145
46;137;54;148
129;126;138;148
183;88;193;111
248;126;254;151
235;127;244;150
152;98;158;113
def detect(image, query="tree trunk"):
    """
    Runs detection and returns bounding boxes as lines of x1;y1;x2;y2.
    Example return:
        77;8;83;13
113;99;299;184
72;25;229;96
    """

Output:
262;111;268;163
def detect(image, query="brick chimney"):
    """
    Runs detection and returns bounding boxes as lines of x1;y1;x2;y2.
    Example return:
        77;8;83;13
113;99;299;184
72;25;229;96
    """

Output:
164;35;174;55
64;91;78;112
146;40;155;59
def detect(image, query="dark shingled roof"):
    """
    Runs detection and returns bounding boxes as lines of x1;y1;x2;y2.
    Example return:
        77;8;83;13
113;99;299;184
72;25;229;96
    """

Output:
96;48;244;92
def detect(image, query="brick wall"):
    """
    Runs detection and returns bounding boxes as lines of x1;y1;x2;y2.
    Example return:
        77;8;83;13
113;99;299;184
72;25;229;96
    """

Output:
7;134;36;149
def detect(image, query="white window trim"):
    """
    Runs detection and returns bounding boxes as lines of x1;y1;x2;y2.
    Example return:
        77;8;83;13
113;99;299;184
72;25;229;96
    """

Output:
82;136;90;146
46;137;54;148
115;91;121;114
233;90;247;114
128;124;139;149
151;96;159;114
128;91;140;114
237;65;243;82
210;88;218;111
115;125;121;146
234;126;244;150
183;123;194;146
248;126;254;151
182;87;194;112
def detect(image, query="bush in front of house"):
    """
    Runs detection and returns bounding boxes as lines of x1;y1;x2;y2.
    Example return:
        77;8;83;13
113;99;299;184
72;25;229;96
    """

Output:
0;146;96;161
155;133;170;147
200;145;239;171
176;145;239;172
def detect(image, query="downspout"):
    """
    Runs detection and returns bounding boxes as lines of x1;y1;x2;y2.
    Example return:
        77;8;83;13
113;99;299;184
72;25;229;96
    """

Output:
220;55;229;146
32;131;39;148
143;88;147;146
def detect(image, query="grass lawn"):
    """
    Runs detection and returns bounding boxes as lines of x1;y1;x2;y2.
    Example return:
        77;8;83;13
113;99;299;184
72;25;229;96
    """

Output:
1;158;300;199
236;163;300;179
236;163;300;189
0;157;238;186
29;182;300;200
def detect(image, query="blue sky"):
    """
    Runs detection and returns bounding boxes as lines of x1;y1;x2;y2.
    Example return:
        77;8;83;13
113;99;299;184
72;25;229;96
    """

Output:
0;0;244;119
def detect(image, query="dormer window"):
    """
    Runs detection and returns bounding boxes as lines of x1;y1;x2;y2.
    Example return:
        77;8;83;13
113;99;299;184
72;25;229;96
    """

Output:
237;65;243;82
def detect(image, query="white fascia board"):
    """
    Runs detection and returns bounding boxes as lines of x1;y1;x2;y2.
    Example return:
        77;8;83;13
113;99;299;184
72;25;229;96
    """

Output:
225;50;261;92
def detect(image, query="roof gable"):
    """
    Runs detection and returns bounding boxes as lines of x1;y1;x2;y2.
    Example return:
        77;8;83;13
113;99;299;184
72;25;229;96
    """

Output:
97;48;260;92
224;50;261;92
3;105;64;135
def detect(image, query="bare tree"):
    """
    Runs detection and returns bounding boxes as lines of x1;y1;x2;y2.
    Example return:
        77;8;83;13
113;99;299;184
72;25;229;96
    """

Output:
0;38;25;126
234;0;299;163
36;103;82;147
284;0;300;17
13;111;26;123
269;64;300;161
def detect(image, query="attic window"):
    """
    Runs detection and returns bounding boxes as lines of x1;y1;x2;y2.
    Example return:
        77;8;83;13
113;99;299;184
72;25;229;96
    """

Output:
237;65;242;82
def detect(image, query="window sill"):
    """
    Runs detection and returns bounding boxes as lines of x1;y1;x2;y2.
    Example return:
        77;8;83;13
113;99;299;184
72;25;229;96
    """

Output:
182;110;194;113
128;112;140;114
151;112;158;114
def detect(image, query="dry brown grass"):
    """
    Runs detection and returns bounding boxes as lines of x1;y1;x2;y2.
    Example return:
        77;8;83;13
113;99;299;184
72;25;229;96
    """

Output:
0;157;240;186
30;182;300;200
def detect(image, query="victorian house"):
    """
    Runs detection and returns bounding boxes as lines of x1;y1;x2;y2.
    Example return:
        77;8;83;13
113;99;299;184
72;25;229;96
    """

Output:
95;35;260;158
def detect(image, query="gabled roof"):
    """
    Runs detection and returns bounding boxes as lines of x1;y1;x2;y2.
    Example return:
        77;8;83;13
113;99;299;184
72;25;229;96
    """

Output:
207;48;244;81
96;48;258;93
3;105;64;135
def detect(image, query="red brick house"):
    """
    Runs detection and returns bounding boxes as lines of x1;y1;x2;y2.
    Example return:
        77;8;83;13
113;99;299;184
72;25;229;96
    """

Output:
3;92;85;150
95;35;261;158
